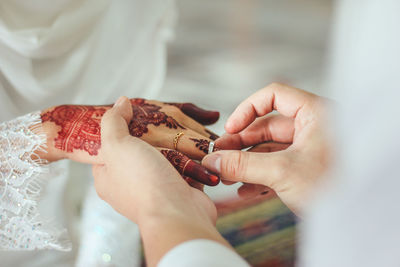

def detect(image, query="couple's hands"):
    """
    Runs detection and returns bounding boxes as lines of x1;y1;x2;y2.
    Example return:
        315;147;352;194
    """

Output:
39;98;220;185
90;83;330;265
93;97;229;266
202;83;331;216
92;83;330;218
92;97;217;223
41;83;329;217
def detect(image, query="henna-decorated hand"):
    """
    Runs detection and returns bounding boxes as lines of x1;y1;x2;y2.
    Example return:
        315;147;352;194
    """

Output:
93;98;230;267
92;97;218;222
39;98;221;185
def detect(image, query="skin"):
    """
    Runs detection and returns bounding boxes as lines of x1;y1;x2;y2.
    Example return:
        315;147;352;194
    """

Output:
91;84;330;264
202;83;331;216
92;97;231;267
37;98;221;185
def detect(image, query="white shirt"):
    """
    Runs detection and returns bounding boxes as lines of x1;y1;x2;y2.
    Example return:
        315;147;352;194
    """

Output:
159;240;250;267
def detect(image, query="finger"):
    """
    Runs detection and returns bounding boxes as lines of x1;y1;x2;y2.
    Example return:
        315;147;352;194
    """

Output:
225;83;316;134
167;102;220;125
158;148;220;186
101;96;133;146
217;142;290;186
183;176;205;191
152;101;220;140
222;180;237;185
184;134;220;160
150;129;220;160
248;142;291;153
216;114;294;150
237;183;270;199
202;150;288;186
127;99;220;152
205;129;219;141
177;112;220;140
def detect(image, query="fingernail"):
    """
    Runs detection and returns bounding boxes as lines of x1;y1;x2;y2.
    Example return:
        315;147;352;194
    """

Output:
114;96;125;107
184;160;220;186
202;153;221;174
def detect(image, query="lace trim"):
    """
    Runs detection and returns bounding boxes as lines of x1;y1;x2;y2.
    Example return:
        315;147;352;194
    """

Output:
0;112;70;251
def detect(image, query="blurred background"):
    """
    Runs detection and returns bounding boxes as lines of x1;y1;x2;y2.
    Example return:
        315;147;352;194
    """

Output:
159;2;335;265
159;0;334;200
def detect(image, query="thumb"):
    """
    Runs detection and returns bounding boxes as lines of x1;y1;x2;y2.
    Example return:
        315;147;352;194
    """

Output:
202;150;287;187
101;96;133;147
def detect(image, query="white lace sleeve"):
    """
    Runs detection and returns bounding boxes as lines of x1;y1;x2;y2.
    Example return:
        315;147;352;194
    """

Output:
0;112;70;251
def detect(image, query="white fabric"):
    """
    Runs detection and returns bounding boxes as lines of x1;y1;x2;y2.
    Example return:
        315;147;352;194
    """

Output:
0;0;176;266
299;0;400;266
0;112;69;250
75;186;141;267
158;239;250;267
0;0;176;120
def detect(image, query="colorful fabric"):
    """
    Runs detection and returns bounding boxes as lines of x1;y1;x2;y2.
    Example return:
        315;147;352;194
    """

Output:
140;192;296;267
216;193;297;267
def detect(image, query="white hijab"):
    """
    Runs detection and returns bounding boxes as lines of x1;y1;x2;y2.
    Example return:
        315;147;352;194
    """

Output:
0;0;176;120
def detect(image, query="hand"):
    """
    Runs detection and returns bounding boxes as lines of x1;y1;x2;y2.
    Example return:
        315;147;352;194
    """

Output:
93;97;229;266
202;83;331;215
39;98;220;185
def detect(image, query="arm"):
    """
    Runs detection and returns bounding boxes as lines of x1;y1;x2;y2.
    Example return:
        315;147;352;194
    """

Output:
37;98;221;185
140;210;232;266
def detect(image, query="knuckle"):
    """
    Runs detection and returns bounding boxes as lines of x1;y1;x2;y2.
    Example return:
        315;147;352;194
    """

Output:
159;104;180;119
166;105;183;117
221;151;249;179
267;82;284;90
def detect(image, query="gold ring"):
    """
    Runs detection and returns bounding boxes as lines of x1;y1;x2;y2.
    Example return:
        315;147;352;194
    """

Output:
173;132;185;150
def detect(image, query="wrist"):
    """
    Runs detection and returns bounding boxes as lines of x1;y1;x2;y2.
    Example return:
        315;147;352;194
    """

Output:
34;107;66;162
139;211;230;267
138;204;215;230
137;198;230;247
135;187;214;227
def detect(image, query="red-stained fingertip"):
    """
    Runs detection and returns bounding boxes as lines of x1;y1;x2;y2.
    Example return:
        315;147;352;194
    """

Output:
184;160;220;186
209;174;220;185
224;118;236;134
181;103;220;125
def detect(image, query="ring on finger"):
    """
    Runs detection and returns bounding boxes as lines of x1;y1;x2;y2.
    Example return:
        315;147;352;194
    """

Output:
208;141;215;154
173;132;185;150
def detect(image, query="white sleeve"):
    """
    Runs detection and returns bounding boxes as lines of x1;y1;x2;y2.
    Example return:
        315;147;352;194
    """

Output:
158;239;250;267
299;1;400;267
0;112;69;251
